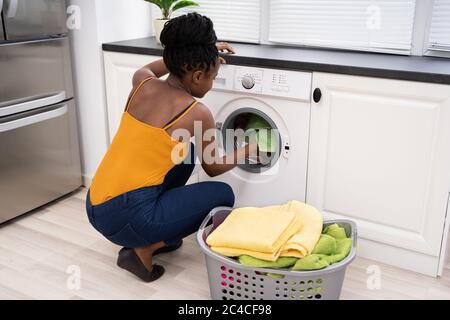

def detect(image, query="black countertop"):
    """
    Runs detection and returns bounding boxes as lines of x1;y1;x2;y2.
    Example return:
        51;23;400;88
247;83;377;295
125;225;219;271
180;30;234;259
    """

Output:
103;37;450;85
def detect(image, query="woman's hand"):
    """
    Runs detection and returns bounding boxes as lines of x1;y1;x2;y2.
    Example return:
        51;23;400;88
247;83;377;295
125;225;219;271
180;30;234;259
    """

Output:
217;42;235;53
216;42;236;64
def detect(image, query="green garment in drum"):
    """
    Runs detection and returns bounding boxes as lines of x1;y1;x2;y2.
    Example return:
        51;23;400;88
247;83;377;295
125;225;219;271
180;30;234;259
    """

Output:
244;115;277;153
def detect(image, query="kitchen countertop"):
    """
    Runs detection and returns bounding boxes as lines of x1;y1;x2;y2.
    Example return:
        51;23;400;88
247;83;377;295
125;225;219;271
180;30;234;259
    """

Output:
103;37;450;85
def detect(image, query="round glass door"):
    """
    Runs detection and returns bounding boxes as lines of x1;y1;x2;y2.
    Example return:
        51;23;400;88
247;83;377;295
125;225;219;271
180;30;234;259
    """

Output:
220;108;282;173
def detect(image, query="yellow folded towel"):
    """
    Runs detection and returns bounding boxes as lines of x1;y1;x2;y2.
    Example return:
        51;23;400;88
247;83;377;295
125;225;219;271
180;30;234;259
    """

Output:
206;203;302;261
206;201;323;261
280;201;323;258
210;247;283;262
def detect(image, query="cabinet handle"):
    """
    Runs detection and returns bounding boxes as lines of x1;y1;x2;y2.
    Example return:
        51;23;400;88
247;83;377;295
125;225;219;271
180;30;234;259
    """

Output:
0;104;68;133
313;88;322;103
0;91;66;117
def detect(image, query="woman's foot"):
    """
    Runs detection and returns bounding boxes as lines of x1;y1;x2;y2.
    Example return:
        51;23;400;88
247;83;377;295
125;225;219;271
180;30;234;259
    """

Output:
153;240;183;256
121;240;183;258
117;244;165;282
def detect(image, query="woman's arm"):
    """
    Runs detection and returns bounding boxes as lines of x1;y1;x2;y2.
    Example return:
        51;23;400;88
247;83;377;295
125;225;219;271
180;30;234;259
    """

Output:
132;42;235;87
132;59;169;87
195;103;258;177
197;41;244;176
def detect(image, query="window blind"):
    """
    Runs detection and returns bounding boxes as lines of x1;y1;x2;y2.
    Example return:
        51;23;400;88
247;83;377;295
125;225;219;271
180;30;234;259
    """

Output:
427;0;450;52
152;0;261;43
268;0;417;54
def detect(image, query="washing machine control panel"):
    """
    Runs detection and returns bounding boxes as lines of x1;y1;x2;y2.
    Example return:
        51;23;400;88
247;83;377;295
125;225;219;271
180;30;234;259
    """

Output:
233;66;312;101
235;69;263;92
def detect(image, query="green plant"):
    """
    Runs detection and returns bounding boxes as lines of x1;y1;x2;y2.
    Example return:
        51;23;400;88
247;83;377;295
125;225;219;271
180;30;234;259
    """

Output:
145;0;199;20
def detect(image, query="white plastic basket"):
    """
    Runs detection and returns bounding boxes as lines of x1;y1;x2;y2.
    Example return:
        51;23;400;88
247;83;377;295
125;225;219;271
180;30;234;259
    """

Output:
197;207;357;300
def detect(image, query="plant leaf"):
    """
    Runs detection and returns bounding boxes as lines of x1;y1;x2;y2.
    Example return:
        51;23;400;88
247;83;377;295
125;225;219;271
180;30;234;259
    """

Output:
143;0;164;8
171;0;199;13
162;0;177;12
161;0;180;18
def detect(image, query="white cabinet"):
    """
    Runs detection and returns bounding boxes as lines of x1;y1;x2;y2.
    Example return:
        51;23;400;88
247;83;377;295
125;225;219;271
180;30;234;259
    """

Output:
308;72;450;276
103;52;161;141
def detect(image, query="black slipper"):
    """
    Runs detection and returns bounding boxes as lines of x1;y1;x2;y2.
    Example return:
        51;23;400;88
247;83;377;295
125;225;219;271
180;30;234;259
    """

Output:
121;240;183;258
153;240;183;256
117;248;165;282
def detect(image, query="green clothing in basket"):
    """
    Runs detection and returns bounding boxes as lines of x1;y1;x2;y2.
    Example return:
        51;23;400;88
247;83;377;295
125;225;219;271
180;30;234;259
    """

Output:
291;224;352;271
238;255;298;269
238;224;353;271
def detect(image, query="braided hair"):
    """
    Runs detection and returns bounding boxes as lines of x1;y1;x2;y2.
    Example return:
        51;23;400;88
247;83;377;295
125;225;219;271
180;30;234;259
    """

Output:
160;13;219;77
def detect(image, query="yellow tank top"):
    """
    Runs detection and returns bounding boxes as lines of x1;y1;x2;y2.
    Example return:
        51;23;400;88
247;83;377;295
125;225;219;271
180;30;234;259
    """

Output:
89;77;198;205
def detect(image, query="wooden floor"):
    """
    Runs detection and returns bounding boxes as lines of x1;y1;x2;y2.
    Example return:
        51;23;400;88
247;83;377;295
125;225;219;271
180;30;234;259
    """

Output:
0;187;449;300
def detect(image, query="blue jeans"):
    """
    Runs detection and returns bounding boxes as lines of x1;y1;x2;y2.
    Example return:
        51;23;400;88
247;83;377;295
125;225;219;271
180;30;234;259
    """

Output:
85;145;235;248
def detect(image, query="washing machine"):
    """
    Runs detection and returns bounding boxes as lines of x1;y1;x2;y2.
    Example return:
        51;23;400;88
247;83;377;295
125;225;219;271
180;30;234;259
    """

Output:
198;64;312;207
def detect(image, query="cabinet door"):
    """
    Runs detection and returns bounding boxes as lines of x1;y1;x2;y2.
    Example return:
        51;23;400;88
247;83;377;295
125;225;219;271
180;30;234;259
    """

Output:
103;52;161;140
308;72;450;261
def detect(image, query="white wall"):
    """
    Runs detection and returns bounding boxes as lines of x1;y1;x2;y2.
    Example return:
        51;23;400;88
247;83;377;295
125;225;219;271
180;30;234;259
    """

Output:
96;0;153;43
68;0;152;186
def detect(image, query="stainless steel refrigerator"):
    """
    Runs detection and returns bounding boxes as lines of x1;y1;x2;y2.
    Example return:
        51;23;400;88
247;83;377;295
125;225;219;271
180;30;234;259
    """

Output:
0;0;82;224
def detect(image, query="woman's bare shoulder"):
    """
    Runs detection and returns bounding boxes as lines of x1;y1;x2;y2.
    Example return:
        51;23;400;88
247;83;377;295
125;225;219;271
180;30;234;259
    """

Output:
193;102;213;117
192;102;215;127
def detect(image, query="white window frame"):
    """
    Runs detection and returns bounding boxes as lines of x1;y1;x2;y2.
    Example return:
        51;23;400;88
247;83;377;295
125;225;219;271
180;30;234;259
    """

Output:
410;0;432;56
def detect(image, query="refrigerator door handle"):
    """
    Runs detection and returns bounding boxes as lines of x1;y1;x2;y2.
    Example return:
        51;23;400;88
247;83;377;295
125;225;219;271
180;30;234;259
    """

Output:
5;0;18;18
0;0;4;13
0;91;66;117
0;104;68;133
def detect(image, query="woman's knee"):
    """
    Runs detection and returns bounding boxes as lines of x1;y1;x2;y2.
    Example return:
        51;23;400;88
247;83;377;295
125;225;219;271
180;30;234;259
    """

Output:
215;182;235;207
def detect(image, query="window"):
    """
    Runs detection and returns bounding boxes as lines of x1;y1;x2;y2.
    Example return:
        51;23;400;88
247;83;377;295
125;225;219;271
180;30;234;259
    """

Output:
268;0;417;54
426;0;450;53
149;0;450;58
152;0;261;43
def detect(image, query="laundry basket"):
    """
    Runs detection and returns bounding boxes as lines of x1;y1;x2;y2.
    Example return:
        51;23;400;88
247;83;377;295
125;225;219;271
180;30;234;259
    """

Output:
197;207;357;300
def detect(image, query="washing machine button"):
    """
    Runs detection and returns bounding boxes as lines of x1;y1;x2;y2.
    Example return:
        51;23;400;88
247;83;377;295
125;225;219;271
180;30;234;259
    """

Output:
241;75;255;90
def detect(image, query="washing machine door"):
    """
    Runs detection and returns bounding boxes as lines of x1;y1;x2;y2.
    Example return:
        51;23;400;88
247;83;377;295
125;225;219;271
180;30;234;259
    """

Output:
216;104;285;175
199;97;308;208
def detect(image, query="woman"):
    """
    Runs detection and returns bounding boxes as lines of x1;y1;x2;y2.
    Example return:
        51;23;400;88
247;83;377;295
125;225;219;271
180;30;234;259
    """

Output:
85;13;257;282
